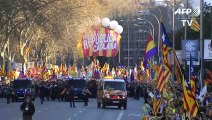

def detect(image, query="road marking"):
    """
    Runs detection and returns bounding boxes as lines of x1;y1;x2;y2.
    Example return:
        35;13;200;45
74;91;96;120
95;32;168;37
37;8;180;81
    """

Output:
116;110;124;120
79;110;82;113
67;118;72;120
128;113;141;117
74;114;77;117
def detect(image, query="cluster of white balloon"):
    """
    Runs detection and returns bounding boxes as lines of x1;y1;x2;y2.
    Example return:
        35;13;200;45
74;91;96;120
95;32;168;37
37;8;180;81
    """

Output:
101;17;123;34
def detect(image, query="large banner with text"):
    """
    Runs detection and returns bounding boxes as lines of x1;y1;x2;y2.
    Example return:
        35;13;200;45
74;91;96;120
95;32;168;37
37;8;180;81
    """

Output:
82;28;121;57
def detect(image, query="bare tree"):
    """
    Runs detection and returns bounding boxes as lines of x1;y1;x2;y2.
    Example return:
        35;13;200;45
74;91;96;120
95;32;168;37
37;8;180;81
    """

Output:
0;0;139;66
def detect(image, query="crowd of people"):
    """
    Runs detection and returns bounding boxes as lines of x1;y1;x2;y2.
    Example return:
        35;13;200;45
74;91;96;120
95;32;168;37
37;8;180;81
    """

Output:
1;78;212;120
0;79;97;103
141;85;212;120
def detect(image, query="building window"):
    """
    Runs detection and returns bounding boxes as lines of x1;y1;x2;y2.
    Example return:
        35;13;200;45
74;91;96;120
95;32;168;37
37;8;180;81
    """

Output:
140;51;144;56
124;51;128;56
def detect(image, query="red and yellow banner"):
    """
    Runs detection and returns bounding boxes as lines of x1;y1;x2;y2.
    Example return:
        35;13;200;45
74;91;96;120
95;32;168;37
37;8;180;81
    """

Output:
82;27;121;57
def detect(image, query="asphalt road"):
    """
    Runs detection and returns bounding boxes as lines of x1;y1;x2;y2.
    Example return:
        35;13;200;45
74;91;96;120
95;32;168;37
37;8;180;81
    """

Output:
0;98;146;120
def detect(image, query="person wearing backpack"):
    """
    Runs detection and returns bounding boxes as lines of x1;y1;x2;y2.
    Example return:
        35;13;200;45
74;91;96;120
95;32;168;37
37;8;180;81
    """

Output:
20;97;35;120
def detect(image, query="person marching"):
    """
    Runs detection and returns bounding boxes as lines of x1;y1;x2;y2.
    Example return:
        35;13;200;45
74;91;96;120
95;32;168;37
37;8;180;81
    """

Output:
20;97;35;120
6;85;12;104
39;83;45;104
82;87;91;106
69;86;75;108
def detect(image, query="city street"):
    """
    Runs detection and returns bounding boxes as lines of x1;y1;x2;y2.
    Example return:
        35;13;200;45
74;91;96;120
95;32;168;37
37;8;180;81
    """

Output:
0;0;210;120
0;98;144;120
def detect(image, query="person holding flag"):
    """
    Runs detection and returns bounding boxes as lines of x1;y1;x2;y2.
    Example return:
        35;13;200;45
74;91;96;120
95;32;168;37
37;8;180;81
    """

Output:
189;53;196;97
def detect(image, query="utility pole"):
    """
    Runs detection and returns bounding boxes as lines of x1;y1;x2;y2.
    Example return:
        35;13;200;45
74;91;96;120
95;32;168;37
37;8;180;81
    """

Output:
172;0;175;51
127;25;130;69
211;6;212;47
184;0;188;41
172;0;176;83
200;0;204;89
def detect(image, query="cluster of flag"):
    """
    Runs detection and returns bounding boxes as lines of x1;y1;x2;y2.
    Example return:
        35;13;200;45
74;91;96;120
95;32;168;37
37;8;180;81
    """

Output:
142;21;202;117
0;64;16;79
24;62;79;80
143;22;172;92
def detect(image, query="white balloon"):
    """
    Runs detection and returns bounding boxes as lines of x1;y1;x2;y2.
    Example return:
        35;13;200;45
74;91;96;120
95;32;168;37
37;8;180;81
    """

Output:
101;17;110;27
114;25;123;34
109;20;118;29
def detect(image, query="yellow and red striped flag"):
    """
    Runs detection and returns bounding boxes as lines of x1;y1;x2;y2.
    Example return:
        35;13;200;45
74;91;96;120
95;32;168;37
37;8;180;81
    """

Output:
190;16;200;32
173;51;183;84
190;76;196;96
182;76;198;117
204;69;212;85
159;23;172;92
189;53;196;96
153;96;161;115
157;57;171;92
41;61;46;80
157;59;164;92
182;77;190;112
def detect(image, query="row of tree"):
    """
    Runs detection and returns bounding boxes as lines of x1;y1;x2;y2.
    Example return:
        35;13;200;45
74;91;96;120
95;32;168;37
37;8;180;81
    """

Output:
0;0;139;66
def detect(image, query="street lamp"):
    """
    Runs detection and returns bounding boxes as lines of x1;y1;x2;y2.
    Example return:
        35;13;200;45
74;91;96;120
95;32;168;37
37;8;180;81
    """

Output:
137;18;155;39
139;2;163;21
139;29;153;36
138;11;161;51
134;24;153;36
119;19;131;69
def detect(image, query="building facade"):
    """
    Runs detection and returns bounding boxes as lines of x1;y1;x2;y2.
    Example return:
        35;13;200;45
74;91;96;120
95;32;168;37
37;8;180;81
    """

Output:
120;23;150;68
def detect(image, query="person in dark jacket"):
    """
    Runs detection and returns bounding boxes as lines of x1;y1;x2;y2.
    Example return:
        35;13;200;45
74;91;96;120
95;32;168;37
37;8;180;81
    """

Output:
50;84;57;101
6;86;12;104
20;97;35;120
45;86;50;101
136;85;141;100
39;84;45;104
69;86;75;107
82;87;91;106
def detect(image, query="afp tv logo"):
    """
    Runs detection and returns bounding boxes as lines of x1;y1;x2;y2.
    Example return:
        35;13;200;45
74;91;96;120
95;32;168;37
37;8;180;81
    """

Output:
174;8;200;26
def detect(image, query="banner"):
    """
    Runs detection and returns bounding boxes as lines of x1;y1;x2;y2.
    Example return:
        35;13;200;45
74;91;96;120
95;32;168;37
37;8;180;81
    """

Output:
38;59;43;66
16;63;22;71
46;64;51;70
28;62;34;69
182;40;199;60
9;62;16;70
82;27;121;57
204;39;212;59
